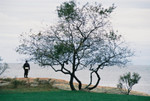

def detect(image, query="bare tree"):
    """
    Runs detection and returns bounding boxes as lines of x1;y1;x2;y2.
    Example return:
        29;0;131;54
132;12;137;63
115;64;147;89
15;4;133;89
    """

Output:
16;1;133;91
0;57;8;75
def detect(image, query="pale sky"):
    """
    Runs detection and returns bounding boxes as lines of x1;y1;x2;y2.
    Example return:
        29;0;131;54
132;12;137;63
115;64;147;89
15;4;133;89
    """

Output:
0;0;150;65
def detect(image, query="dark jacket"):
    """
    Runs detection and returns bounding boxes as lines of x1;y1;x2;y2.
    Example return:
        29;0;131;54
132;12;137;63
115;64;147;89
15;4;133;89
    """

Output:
23;62;30;70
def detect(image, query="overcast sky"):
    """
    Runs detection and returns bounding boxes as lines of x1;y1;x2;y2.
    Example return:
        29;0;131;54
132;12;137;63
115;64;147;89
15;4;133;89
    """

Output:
0;0;150;65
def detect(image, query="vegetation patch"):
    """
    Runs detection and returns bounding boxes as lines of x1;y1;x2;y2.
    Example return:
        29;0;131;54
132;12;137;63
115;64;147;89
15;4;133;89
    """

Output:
0;78;149;96
0;78;57;92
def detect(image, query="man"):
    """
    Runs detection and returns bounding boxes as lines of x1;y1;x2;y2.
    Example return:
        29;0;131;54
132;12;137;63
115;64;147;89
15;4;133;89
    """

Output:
23;60;30;78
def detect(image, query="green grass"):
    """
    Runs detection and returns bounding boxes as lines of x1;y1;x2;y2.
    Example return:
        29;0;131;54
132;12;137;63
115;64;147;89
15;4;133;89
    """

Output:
0;90;150;101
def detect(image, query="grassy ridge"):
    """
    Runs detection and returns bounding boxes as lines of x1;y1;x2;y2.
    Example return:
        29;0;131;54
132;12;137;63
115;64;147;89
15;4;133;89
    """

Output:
0;78;150;101
0;90;150;101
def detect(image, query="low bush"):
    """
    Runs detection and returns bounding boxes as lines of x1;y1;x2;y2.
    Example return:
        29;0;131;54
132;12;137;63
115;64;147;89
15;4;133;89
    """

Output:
11;78;26;88
117;72;141;95
34;78;54;88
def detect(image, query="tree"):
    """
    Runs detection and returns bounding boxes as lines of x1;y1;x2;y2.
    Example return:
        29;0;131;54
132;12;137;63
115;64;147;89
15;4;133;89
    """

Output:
16;1;133;91
0;57;8;75
117;72;141;95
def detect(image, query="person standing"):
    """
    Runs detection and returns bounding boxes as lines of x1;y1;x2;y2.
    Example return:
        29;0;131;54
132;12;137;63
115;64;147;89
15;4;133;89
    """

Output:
23;60;30;78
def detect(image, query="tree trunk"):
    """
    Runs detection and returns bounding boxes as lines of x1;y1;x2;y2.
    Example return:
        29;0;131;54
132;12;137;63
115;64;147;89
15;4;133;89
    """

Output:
69;51;77;91
87;71;101;90
69;74;76;91
74;74;82;90
127;88;131;95
85;71;94;89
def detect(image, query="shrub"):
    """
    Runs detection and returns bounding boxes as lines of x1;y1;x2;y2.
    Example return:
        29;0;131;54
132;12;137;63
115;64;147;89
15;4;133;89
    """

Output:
0;78;12;82
11;78;26;88
117;72;141;95
34;78;54;88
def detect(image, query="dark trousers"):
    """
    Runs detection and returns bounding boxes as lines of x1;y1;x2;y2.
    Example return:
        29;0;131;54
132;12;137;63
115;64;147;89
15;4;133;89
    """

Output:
24;69;29;78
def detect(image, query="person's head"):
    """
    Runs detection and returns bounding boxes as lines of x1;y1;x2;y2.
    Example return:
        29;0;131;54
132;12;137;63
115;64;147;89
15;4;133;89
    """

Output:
25;60;28;63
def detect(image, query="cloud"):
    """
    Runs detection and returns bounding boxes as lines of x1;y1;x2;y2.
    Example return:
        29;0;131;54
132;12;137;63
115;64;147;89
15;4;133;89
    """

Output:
79;0;150;9
114;0;150;9
111;8;150;42
0;14;35;39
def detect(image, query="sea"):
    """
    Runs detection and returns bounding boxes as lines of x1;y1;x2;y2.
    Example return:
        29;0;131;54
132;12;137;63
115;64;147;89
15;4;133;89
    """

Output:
0;63;150;94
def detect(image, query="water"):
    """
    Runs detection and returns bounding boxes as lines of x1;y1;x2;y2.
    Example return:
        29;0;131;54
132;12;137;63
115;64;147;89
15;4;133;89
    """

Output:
0;63;150;94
